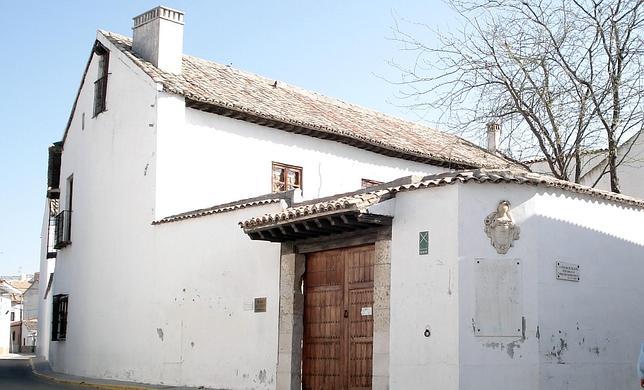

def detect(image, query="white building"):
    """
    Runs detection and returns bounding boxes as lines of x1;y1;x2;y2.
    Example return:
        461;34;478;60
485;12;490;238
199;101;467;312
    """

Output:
21;275;39;353
39;6;644;390
0;281;22;356
528;131;644;198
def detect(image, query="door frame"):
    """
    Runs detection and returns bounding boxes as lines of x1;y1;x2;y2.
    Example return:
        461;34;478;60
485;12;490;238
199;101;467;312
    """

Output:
276;227;391;390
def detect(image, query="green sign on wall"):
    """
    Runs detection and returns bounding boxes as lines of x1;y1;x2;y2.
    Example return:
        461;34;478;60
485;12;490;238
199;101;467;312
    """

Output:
419;231;429;255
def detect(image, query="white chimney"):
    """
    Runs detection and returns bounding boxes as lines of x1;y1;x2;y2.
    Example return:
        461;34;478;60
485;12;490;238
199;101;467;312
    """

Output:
486;122;501;154
132;6;184;74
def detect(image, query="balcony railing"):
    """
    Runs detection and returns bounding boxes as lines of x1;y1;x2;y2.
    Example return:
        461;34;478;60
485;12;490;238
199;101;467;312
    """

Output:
94;76;108;116
54;210;72;249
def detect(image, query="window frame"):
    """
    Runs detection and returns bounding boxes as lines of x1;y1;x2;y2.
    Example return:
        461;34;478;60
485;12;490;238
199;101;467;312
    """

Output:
93;42;109;117
271;162;303;193
51;294;69;341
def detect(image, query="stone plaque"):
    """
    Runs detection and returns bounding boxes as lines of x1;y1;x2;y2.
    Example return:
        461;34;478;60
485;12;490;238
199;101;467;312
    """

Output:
474;258;522;337
556;261;580;282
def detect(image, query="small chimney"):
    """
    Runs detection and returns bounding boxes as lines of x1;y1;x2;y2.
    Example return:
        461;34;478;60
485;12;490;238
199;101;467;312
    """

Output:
486;122;501;154
132;6;184;74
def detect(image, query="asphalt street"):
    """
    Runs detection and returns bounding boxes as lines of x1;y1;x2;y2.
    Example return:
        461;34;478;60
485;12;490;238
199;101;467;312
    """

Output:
0;356;83;389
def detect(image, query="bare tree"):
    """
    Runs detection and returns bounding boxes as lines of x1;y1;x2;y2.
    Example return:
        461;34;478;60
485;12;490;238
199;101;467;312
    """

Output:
390;0;643;192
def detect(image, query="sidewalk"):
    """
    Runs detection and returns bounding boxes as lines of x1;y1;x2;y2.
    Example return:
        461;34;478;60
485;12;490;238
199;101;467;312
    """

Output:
29;357;205;390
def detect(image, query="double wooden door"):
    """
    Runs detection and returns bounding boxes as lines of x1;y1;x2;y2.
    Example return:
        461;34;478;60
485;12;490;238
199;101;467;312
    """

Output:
303;244;375;390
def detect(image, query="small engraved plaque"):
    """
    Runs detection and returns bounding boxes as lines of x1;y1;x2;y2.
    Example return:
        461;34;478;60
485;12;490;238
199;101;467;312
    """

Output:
556;261;580;282
360;307;372;316
254;297;267;312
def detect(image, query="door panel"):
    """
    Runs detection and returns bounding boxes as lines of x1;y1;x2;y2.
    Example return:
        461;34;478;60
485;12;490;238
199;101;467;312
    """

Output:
303;245;374;390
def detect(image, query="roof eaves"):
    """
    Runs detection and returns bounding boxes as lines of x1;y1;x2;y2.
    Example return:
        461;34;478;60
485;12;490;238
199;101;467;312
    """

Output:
100;31;521;171
153;191;294;225
240;169;644;231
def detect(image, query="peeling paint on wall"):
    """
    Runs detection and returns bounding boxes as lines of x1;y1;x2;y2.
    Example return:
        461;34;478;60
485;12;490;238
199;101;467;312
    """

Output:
545;332;568;364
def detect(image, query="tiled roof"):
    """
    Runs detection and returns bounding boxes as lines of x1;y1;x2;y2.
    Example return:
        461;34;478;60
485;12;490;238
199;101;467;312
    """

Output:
240;169;644;230
153;193;290;225
7;279;31;293
23;319;38;332
240;190;393;230
523;148;608;165
100;31;521;170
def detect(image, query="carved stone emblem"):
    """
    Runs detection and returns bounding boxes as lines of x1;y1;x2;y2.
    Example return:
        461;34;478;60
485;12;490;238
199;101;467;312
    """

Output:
484;200;520;254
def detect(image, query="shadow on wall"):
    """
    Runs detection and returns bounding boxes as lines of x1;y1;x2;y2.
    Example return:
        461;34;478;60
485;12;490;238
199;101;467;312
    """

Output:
530;209;644;388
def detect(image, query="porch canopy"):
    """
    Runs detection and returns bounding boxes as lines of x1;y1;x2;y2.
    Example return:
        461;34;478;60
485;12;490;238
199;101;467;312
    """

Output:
238;181;404;242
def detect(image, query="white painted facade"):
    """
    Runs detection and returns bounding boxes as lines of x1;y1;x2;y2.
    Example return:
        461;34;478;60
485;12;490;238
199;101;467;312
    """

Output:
43;25;444;389
0;293;10;355
580;132;644;198
386;183;644;390
36;200;56;359
41;7;644;390
156;105;442;218
528;132;644;199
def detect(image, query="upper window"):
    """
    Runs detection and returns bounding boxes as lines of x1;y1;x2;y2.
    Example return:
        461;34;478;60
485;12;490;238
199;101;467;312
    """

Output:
52;294;69;341
54;175;73;249
272;162;302;192
361;178;383;188
93;43;109;117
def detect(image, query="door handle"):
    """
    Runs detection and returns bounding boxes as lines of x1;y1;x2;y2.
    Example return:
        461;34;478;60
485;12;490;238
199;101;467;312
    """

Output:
344;310;349;318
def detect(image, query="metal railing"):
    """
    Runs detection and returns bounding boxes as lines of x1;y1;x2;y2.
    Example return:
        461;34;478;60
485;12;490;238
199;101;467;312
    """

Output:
94;76;108;116
54;210;72;249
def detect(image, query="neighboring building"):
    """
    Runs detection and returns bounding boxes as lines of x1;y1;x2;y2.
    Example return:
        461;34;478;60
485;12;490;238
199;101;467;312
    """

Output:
527;131;644;198
0;281;22;356
38;6;644;390
21;275;39;353
4;275;39;353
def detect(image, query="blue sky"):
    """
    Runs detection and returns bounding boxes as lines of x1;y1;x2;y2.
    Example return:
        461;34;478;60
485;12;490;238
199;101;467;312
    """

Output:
0;1;455;275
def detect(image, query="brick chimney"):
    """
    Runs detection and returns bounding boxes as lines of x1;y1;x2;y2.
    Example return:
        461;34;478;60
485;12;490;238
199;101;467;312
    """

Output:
132;6;184;74
486;123;501;154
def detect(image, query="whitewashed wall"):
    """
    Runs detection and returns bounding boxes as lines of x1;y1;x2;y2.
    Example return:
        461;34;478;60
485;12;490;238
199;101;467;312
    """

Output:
389;185;461;389
457;183;644;390
50;29;161;378
36;226;55;357
46;27;454;388
457;184;541;390
154;107;444;218
37;200;53;358
387;182;644;389
50;30;286;388
0;295;10;355
580;133;644;199
23;282;39;321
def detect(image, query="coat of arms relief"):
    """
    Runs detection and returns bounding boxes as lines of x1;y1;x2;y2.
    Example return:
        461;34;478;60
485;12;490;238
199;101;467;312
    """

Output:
484;200;520;254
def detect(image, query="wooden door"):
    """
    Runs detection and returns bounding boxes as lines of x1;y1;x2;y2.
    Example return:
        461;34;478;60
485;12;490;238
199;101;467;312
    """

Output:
303;245;374;390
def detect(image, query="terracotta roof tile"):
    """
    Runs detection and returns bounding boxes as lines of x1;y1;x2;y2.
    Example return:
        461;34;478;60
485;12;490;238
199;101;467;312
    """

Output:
100;31;521;170
240;169;644;230
153;198;284;225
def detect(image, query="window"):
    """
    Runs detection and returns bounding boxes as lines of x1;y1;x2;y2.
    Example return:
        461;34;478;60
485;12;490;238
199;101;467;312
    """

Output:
361;178;383;188
93;43;109;117
54;175;73;248
272;162;302;192
52;294;69;341
10;312;14;321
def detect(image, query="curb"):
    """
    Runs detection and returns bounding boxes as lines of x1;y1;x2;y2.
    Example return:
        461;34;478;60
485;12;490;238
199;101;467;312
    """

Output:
29;358;158;390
